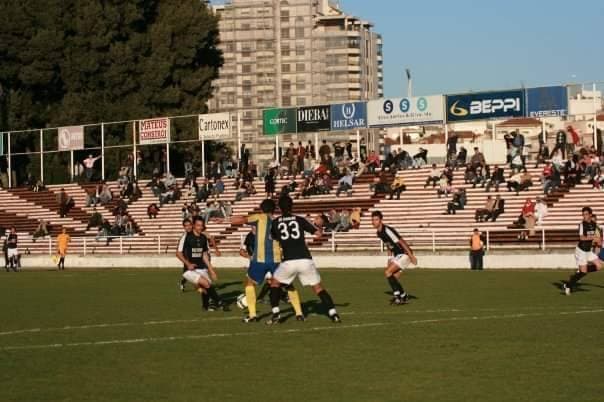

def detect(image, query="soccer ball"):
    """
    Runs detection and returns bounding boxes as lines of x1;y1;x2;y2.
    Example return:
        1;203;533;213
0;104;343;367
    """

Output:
236;293;248;310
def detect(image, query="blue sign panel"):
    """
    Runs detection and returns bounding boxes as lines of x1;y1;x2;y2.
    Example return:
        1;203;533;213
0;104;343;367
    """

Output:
330;102;367;131
446;90;525;122
526;86;568;118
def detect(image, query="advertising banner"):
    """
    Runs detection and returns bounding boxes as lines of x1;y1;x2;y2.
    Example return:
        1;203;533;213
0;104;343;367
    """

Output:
199;112;231;140
367;95;444;127
58;125;85;151
446;90;525;122
330;102;367;131
263;108;297;135
526;86;568;118
139;117;170;144
297;105;330;132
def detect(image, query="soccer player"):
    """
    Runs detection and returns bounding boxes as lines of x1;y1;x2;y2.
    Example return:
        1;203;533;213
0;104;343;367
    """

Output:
267;195;341;324
6;227;19;272
232;199;304;323
56;228;71;270
176;216;228;311
371;211;418;305
563;207;603;295
178;219;193;292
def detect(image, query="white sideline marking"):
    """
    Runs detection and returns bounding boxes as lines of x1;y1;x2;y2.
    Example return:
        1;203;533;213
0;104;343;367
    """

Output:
1;323;386;351
1;305;601;337
2;309;604;352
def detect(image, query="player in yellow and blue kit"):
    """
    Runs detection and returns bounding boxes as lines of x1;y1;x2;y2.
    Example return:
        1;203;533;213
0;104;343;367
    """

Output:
232;199;304;323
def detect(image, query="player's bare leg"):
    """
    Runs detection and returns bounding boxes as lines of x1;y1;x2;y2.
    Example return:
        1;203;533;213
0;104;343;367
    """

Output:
385;263;407;305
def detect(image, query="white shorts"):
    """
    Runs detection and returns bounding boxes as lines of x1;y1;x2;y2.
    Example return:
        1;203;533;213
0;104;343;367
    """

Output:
388;254;410;270
182;269;211;286
575;248;599;267
7;249;18;259
273;259;321;287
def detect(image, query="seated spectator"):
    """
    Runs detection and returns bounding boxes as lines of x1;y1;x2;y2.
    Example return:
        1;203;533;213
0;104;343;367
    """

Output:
455;147;468;170
280;179;298;197
365;151;380;174
593;168;604;190
124;217;135;236
334;210;352;232
212;177;225;198
487;195;505;222
564;154;580;187
370;172;389;196
86;185;101;207
163;172;176;188
146;177;163;197
389;176;406;200
96;219;112;245
87;208;103;231
99;184;113;204
534;197;548;226
485;165;505;192
551;149;564;171
446;189;466;215
147;203;159;219
412;147;428;168
204;201;222;224
475;196;495;222
542;162;561;195
507;170;532;195
472;165;487;188
470;147;485;170
464;165;476;185
336;170;354;197
516;198;536;240
32;220;49;242
424;164;442;188
159;186;176;207
32;179;45;192
437;175;452;198
324;209;339;232
182;204;192;220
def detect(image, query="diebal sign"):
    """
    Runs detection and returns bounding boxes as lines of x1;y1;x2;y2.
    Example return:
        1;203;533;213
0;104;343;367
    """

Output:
263;108;297;135
367;95;444;127
330;102;367;131
199;112;231;140
297;105;330;132
446;90;525;122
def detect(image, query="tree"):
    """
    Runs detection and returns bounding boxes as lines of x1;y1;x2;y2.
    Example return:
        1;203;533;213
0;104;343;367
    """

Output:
0;0;223;183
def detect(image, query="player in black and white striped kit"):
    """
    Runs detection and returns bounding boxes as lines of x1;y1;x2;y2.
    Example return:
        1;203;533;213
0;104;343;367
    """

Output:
371;211;418;305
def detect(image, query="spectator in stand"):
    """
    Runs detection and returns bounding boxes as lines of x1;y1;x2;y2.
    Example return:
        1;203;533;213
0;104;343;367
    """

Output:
204;201;221;224
334;209;352;233
159;186;176;207
510;151;524;173
86;184;101;207
124;217;135;236
475;195;495;222
359;138;367;162
264;169;276;198
57;188;74;218
345;141;353;160
424;163;442;188
512;131;525;165
99;183;112;204
82;154;102;182
535;134;550;168
33;178;45;192
33;219;49;242
297;142;306;172
550;130;567;159
470;147;485;170
446;188;466;215
455;146;468;170
472;165;487;188
507;169;532;195
182;204;192;220
87;208;103;230
567;125;580;154
280;178;298;197
351;207;361;229
147;203;159;219
412;147;428;168
336;170;354;197
319;140;331;164
593;167;604;190
389;176;407;200
516;198;536;240
97;219;112;245
469;228;485;270
564;154;580;187
535;197;549;226
541;162;559;195
212;177;225;198
306;140;316;160
437;175;452;198
485;165;505;192
487;195;505;222
464;165;476;185
365;151;380;174
370;171;389;197
447;132;458;159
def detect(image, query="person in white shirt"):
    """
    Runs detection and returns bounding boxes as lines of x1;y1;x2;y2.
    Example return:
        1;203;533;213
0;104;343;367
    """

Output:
83;154;101;182
424;164;442;188
535;197;549;226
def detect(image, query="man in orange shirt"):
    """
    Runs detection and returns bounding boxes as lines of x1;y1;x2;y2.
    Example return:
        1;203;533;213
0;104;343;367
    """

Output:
56;228;71;270
469;228;485;270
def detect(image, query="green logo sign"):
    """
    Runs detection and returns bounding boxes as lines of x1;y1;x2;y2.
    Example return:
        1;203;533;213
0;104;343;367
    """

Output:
263;108;297;136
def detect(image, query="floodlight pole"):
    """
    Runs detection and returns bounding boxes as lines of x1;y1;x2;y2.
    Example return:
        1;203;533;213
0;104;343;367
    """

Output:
593;82;598;150
7;131;11;188
132;121;138;179
101;123;105;180
39;129;44;183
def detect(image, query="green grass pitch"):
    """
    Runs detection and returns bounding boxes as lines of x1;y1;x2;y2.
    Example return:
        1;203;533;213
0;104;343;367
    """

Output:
1;268;603;402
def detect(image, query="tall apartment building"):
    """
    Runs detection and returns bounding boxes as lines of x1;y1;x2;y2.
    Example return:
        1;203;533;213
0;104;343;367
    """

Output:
209;0;383;165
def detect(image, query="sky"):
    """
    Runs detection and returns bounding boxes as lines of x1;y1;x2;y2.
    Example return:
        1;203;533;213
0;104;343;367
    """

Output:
339;0;604;97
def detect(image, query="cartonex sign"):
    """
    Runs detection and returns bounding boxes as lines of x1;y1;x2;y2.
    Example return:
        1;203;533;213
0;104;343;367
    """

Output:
330;102;368;131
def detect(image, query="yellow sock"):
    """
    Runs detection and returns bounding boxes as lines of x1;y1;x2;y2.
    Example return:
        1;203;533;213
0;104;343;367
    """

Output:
245;285;257;318
288;289;303;317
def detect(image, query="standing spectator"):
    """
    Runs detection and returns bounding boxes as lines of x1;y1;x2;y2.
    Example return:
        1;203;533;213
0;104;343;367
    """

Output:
6;227;19;271
345;141;353;160
550;130;567;159
470;147;485;169
319;140;331;163
264;169;276;198
485;165;505;192
446;132;458;158
469;228;485;270
82;154;101;182
412;147;428;168
297;142;306;172
366;151;380;174
359;138;367;162
567;125;580;153
306;140;316;160
535;197;549;226
56;188;73;218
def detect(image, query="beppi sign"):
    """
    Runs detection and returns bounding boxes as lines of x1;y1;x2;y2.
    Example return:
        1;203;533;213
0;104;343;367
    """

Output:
526;86;568;118
139;117;170;144
446;90;525;122
263;108;297;136
367;95;444;127
330;102;367;131
297;105;330;133
199;112;231;140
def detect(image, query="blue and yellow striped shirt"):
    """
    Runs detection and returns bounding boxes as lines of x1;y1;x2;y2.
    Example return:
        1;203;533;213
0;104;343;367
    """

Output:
247;214;282;264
